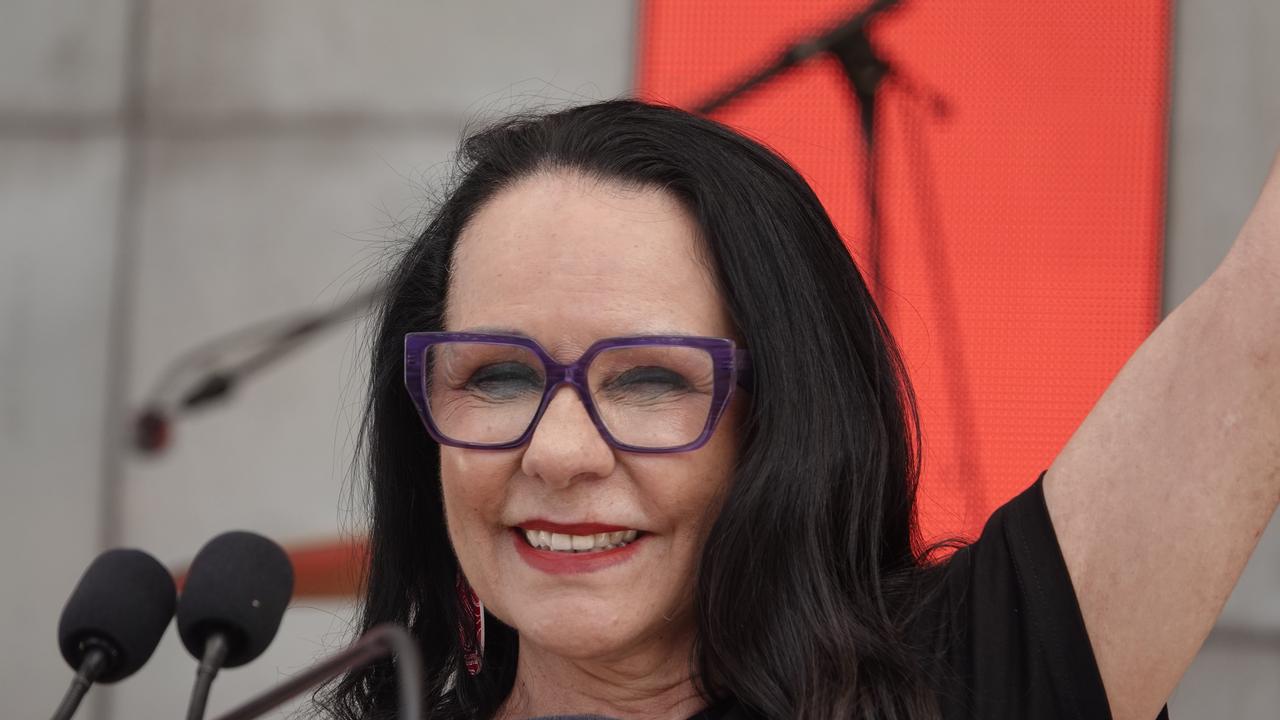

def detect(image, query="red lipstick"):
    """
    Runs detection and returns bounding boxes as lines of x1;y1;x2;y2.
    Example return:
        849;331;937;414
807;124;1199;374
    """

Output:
510;527;646;575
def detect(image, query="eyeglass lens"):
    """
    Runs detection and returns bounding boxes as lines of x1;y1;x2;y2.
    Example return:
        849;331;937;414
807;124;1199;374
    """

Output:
424;341;717;448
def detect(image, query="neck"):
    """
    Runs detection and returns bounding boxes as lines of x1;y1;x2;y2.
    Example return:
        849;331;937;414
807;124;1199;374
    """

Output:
494;632;708;720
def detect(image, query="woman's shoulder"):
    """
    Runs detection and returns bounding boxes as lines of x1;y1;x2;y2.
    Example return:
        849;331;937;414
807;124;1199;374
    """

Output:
912;472;1120;719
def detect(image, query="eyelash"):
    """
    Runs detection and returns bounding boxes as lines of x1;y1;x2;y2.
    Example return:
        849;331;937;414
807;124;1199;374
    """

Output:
606;367;688;390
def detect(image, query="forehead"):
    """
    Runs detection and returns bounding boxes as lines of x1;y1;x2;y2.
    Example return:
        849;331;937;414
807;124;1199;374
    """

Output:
446;171;735;351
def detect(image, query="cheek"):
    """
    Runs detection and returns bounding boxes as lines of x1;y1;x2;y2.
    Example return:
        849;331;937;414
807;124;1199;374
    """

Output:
674;398;743;533
679;460;733;538
692;396;743;499
640;428;738;540
439;448;517;547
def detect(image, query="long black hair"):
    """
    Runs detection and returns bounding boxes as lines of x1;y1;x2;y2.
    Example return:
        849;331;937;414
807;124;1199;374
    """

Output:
317;100;945;719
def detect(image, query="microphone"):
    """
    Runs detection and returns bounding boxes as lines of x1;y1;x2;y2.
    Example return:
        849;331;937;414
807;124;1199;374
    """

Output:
694;0;901;115
177;531;294;720
53;549;177;720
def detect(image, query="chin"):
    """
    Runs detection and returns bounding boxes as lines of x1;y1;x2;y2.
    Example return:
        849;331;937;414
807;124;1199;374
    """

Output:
501;598;655;660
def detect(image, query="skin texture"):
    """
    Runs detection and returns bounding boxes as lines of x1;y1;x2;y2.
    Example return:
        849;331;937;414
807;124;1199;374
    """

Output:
1046;152;1280;719
440;171;744;719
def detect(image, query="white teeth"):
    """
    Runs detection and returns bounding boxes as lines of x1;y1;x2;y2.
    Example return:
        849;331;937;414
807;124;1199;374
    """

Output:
521;528;642;553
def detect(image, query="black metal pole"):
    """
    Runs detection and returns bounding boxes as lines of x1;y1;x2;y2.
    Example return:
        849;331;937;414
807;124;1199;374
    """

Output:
830;25;892;294
210;624;423;720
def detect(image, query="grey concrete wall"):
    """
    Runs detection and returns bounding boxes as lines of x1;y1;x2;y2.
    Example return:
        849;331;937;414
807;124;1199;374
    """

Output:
1165;0;1280;715
0;2;634;719
0;0;130;715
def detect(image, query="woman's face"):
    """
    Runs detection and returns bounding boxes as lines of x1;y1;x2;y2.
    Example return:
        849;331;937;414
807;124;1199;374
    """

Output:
440;171;743;664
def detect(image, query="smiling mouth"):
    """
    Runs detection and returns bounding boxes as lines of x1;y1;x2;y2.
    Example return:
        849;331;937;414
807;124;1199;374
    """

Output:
518;528;642;553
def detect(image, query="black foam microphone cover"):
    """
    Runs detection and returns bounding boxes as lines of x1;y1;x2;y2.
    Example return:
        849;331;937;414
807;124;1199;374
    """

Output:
58;548;177;683
177;531;294;668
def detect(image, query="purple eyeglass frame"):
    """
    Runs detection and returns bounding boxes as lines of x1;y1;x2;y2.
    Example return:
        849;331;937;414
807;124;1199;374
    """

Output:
404;332;752;454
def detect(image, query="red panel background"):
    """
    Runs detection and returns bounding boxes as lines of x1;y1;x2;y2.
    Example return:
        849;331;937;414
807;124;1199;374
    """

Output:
637;0;1169;543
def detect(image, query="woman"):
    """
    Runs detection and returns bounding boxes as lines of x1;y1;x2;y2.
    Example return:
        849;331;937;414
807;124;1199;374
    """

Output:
318;100;1280;719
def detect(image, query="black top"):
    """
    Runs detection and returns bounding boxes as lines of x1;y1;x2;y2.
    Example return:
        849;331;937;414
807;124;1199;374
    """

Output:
915;472;1167;720
533;474;1171;720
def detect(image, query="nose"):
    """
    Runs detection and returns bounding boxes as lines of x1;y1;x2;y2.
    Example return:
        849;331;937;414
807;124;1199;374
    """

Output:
520;384;616;489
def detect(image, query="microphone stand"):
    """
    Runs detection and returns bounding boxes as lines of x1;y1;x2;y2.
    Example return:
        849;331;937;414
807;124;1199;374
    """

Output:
210;624;423;720
187;634;230;720
133;284;384;455
694;3;982;520
695;0;900;293
50;645;110;720
831;23;890;293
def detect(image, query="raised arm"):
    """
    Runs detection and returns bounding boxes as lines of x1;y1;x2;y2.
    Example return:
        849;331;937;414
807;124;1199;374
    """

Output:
1044;152;1280;720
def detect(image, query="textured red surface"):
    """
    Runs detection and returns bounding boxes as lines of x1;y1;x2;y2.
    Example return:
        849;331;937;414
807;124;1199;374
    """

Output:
638;0;1169;543
177;538;367;598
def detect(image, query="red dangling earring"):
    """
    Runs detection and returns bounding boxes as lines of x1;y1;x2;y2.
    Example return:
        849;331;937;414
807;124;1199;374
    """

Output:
455;570;485;676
